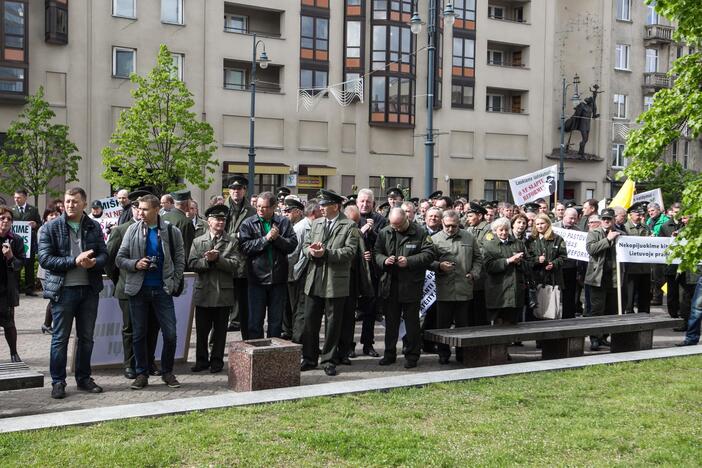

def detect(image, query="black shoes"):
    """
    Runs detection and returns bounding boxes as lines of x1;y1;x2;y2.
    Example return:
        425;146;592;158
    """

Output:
25;290;37;297
210;365;223;373
130;374;149;390
338;356;352;366
363;345;380;357
590;338;600;351
190;363;209;372
404;360;418;369
41;324;54;335
439;355;450;365
162;373;181;388
10;353;21;363
77;378;103;394
599;338;611;347
124;367;136;379
323;365;337;376
300;361;317;372
675;341;697;347
378;357;396;366
673;326;688;332
51;382;66;399
348;349;357;358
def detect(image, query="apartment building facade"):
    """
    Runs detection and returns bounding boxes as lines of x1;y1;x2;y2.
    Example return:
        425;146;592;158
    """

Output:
0;0;696;207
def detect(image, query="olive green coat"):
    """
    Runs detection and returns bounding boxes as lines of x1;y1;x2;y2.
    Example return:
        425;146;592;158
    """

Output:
188;232;240;307
225;198;257;278
623;220;651;275
584;227;619;288
162;208;195;265
374;222;435;303
483;236;528;309
527;234;567;288
465;220;491;291
105;219;134;300
430;229;482;301
303;213;360;298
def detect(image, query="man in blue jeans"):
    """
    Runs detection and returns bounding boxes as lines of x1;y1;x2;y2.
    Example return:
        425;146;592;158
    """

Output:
38;187;108;399
116;194;185;389
676;275;702;347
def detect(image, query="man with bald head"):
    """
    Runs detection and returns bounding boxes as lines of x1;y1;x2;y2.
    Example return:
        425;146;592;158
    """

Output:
117;189;133;225
374;208;435;368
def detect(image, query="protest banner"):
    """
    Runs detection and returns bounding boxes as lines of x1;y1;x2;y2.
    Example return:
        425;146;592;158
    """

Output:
616;236;680;265
509;165;557;206
74;274;196;369
395;271;436;339
10;221;31;259
94;197;122;241
552;227;589;262
632;188;664;211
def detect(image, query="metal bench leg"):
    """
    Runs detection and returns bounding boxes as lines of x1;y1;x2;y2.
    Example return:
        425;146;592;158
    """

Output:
610;330;654;353
458;344;510;367
540;337;585;360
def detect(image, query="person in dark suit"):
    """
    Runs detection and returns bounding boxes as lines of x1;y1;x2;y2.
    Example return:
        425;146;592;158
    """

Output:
12;189;41;295
162;190;196;266
0;205;24;362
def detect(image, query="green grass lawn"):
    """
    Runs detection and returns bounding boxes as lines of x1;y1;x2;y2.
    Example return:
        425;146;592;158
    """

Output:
1;356;701;466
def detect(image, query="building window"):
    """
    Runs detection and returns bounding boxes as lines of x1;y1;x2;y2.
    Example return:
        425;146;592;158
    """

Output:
301;16;329;60
113;0;135;18
452;37;475;77
488;5;504;20
645;48;658;73
3;1;24;50
487;49;503;66
300;68;328;94
613;93;627;119
113;47;136;78
224;68;246;90
454;0;476;29
683;140;689;169
486;94;503;112
171;53;184;80
616;0;631;21
451;83;474;109
302;0;330;8
343;1;365;102
646;2;659;25
450;179;470;200
644;95;654;111
615;44;630;70
0;66;24;92
161;0;183;25
369;176;411;200
345;20;361;58
484;180;512;203
224;14;247;33
45;0;68;45
612;143;626;168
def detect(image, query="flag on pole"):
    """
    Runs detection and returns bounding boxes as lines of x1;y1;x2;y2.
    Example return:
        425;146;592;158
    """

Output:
609;179;636;209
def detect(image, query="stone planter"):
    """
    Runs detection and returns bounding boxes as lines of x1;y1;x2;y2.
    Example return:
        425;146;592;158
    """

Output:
228;338;302;392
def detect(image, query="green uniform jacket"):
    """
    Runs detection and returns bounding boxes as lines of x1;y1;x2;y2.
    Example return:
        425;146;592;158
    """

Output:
624;220;651;275
527;234;567;288
483;236;528;309
162;208;195;266
430;229;482;301
465;220;490;291
225;198;257;278
105;219;134;300
303;213;360;298
193;216;206;239
584;227;619;288
375;222;435;303
188;232;240;307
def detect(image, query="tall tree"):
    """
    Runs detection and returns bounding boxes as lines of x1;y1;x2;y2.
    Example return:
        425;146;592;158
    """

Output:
0;87;80;206
624;0;702;271
102;44;217;197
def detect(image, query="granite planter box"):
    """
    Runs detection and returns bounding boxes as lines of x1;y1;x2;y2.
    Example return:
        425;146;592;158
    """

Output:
228;338;302;392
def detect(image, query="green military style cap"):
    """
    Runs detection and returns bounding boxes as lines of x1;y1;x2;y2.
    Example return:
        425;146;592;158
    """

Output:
276;187;291;199
204;204;229;219
465;201;487;215
285;197;305;211
627;201;647;214
386;187;404;199
428;190;443;200
228;175;248;188
523;202;540;213
317;189;344;206
600;208;615;219
171;189;191;202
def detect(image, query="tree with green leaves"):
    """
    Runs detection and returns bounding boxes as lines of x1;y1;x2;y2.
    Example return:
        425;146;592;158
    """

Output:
0;87;80;207
624;0;702;271
102;44;217;197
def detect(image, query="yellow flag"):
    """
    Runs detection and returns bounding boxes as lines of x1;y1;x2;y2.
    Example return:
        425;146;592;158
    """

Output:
661;282;668;296
609;179;636;209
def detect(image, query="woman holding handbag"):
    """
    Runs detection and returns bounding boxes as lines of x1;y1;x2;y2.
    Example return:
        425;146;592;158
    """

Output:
530;214;568;320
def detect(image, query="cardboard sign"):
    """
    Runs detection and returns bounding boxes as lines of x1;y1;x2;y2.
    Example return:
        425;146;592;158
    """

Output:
616;236;680;265
552;227;589;262
10;221;31;259
633;188;664;211
509;165;557;206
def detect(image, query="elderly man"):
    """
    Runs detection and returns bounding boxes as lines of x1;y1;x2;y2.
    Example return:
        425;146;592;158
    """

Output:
162;190;195;265
464;202;491;326
647;202;669;306
401;201;417;224
554;207;582;318
188;205;240;373
375;208;434;368
578;199;599;231
159;194;174;215
188;200;206;238
430;210;482;364
300;190;359;376
623;202;651;314
116;189;133;225
39;188;108;399
239;192;297;339
281;196;305;340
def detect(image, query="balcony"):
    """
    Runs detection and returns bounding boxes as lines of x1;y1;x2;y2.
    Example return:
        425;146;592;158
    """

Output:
487;41;529;69
224;3;283;38
485;87;529;115
644;24;674;46
223;59;283;93
487;1;530;24
643;72;673;91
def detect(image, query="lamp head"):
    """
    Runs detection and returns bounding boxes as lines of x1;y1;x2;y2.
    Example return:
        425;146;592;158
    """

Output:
258;50;270;69
443;2;457;26
410;11;423;34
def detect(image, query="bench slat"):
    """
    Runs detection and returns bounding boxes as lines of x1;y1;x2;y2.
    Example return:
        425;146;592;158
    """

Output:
0;362;45;391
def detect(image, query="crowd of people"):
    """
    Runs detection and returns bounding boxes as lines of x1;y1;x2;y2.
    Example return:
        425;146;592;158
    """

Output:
0;180;700;400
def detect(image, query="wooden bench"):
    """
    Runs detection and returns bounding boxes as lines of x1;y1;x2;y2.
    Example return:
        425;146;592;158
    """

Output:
0;362;44;391
425;315;684;367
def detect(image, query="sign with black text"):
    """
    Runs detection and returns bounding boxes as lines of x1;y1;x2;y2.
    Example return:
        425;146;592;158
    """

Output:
10;221;31;259
509;165;558;206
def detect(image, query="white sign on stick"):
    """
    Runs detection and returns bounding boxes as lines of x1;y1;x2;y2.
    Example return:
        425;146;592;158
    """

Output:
509;165;558;206
553;227;589;262
632;188;664;211
11;221;31;259
616;236;680;265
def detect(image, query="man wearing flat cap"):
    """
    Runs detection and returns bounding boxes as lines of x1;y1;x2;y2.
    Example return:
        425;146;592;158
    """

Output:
188;205;240;373
300;189;360;376
386;187;404;211
162;189;195;265
276;187;292;214
282;196;306;340
585;208;621;350
623;202;651;314
463;201;490;325
225;175;257;335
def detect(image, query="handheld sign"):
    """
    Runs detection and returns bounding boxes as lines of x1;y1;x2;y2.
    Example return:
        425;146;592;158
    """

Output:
11;221;31;259
509;165;558;206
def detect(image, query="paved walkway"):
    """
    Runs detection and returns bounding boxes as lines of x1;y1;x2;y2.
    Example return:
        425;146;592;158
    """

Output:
0;295;689;420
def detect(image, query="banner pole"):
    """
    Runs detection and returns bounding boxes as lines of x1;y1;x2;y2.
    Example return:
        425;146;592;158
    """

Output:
616;247;623;316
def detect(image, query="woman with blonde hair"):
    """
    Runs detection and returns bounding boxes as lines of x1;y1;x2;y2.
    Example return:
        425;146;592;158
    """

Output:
529;213;568;319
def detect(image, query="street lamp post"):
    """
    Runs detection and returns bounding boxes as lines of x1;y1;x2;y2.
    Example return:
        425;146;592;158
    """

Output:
248;33;270;191
410;1;456;199
558;73;580;201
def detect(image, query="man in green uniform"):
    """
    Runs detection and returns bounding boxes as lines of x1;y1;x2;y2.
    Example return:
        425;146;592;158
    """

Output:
623;202;651;314
162;189;195;266
464;201;490;326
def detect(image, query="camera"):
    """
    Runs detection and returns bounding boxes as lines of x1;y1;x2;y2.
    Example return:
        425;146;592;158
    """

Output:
146;256;159;271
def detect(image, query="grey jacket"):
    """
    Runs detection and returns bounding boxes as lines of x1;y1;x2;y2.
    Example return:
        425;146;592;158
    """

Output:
115;217;185;296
